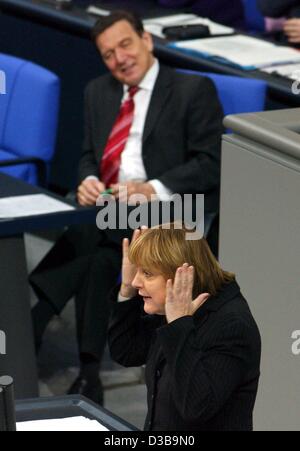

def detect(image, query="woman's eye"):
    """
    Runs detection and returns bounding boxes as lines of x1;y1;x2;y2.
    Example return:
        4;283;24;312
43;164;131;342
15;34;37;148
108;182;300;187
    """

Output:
143;270;152;277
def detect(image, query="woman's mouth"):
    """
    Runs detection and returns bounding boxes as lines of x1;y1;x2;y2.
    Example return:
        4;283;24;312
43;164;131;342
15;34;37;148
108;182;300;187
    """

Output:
140;293;151;300
143;297;152;303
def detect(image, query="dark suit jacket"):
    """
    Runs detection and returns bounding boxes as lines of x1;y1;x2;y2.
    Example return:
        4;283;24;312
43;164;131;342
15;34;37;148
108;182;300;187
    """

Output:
78;65;223;214
257;0;300;17
108;281;261;431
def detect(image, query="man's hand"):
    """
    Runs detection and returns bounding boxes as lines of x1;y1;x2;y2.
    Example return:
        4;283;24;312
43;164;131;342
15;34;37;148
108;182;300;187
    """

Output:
110;182;156;203
77;179;105;206
165;263;210;324
283;19;300;43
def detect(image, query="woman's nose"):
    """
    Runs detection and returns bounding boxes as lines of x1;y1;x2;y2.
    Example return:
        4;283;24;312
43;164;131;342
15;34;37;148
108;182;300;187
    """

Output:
132;273;142;289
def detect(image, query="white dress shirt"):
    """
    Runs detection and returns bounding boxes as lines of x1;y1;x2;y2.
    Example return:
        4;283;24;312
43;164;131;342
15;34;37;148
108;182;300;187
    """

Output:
86;59;172;200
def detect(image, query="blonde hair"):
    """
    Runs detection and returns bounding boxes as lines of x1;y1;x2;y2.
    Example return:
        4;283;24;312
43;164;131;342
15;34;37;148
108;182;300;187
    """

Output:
129;223;235;297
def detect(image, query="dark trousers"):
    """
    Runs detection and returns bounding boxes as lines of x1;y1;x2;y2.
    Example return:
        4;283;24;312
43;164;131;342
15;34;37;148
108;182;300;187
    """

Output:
29;224;129;361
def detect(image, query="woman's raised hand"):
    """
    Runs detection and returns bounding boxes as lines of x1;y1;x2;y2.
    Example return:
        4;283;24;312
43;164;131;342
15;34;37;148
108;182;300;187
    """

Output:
120;227;147;298
165;263;210;324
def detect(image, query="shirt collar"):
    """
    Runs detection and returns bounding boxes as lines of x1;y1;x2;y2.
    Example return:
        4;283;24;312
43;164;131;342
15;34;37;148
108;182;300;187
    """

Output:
123;58;159;96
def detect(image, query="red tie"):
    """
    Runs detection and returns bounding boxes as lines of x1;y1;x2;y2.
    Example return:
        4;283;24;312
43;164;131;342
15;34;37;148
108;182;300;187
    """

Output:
100;86;139;186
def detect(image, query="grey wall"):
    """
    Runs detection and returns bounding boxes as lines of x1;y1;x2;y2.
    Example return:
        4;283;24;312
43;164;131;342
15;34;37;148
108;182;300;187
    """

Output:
219;132;300;431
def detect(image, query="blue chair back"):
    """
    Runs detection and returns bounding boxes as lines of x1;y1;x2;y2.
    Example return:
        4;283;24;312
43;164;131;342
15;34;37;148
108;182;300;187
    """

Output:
242;0;265;31
179;70;267;118
0;53;60;185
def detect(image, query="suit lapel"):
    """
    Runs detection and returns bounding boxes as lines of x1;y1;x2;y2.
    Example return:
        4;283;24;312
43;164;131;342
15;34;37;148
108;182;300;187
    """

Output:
97;79;123;163
142;66;173;148
97;67;173;162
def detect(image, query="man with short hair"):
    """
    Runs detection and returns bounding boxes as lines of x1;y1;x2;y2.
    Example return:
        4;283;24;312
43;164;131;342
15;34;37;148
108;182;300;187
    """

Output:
30;10;223;405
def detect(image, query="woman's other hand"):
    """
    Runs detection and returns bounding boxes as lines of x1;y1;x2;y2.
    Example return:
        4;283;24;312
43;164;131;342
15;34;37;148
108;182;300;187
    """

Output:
165;263;210;324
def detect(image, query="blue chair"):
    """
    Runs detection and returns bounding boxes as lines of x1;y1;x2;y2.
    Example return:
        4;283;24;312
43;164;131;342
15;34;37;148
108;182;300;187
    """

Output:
179;69;267;118
242;0;265;32
0;53;60;186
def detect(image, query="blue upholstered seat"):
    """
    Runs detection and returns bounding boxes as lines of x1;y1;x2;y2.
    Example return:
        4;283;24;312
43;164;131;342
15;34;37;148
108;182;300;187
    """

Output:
0;53;60;186
179;70;267;117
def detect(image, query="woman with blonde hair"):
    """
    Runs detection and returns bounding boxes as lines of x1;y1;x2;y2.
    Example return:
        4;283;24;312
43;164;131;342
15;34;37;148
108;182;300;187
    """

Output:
108;224;261;431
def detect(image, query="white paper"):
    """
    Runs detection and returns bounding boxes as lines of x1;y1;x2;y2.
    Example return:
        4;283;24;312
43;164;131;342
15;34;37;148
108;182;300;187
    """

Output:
144;13;199;27
262;63;300;79
86;5;110;16
0;194;75;219
143;14;234;38
174;35;300;69
17;416;109;431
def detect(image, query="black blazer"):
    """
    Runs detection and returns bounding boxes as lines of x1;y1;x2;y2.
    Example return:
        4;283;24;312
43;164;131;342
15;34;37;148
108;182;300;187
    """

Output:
79;65;223;213
108;281;261;431
257;0;300;17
